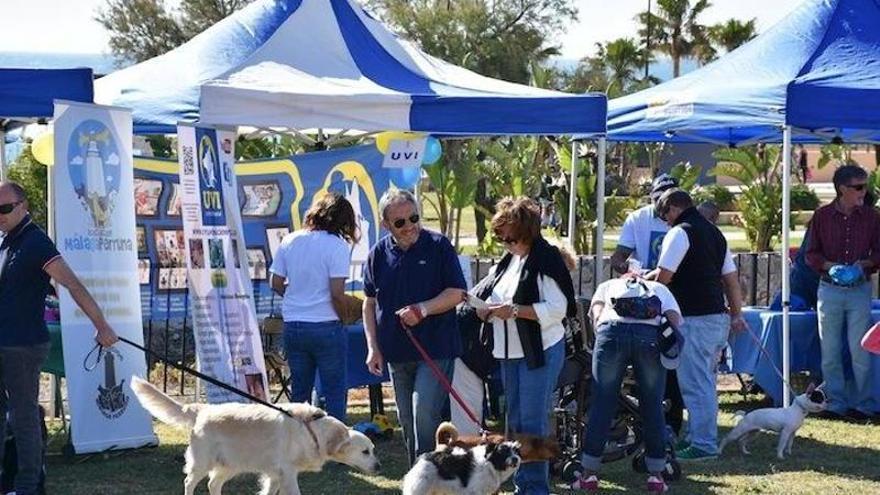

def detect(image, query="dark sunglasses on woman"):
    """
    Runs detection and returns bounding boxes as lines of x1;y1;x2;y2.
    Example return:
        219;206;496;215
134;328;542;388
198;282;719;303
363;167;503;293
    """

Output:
392;214;420;229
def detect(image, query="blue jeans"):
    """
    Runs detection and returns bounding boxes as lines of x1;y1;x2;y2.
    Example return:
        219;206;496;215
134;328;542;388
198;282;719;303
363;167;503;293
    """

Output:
0;343;50;495
389;358;455;466
284;321;348;422
500;339;565;495
677;313;729;454
582;322;667;474
817;281;876;414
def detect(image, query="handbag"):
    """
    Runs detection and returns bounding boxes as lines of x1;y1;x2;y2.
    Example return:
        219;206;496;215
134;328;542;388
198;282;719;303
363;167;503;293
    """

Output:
263;289;284;335
610;279;662;320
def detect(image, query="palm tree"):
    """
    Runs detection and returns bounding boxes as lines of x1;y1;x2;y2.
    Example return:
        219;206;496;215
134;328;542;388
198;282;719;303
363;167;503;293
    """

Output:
709;18;757;53
637;0;712;77
596;38;648;96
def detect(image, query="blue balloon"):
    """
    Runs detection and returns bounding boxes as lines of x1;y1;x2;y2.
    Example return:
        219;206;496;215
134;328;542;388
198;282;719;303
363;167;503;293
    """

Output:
423;137;442;165
388;166;421;188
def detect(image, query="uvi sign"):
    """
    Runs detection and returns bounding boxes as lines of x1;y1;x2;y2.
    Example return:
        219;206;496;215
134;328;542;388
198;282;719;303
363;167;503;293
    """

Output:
381;138;427;169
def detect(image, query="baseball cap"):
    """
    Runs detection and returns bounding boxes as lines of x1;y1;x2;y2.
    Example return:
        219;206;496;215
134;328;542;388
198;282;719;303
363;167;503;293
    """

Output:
650;173;679;201
658;323;685;370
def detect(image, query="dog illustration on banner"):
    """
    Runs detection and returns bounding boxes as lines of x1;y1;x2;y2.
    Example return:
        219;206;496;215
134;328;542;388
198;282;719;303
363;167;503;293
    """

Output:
94;347;130;419
67;120;122;229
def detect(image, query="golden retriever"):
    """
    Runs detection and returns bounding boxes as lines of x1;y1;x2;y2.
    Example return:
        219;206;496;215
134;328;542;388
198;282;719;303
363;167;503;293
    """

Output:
130;376;379;495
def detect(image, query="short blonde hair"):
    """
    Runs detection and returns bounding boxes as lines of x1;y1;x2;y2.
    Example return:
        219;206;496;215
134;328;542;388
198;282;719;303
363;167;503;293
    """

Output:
490;197;542;245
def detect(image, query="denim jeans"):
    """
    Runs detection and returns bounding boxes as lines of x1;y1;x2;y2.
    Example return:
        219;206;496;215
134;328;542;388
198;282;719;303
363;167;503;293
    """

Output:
0;343;50;495
817;280;876;414
677;313;729;454
582;322;667;474
389;358;455;466
283;321;348;422
500;339;565;495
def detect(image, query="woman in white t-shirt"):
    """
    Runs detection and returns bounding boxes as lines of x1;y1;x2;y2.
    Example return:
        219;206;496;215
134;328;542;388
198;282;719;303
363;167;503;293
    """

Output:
269;192;359;422
571;274;683;493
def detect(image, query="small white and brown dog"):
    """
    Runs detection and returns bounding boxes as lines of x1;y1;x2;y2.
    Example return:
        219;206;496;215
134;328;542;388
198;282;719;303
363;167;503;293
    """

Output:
402;423;522;495
719;382;827;459
130;376;379;495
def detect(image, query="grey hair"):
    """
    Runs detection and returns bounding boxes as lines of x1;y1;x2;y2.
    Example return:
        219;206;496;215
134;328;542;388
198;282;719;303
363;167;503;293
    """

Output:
378;188;419;220
0;181;27;201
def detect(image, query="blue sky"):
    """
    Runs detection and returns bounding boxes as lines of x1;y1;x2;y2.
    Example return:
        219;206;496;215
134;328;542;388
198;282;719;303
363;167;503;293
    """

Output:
1;0;803;60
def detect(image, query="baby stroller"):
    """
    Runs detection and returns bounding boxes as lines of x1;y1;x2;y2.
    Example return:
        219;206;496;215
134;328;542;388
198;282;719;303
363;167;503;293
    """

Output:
552;298;682;483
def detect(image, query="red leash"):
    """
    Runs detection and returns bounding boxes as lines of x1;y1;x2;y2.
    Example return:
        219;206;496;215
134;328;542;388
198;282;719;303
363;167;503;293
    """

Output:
402;326;486;434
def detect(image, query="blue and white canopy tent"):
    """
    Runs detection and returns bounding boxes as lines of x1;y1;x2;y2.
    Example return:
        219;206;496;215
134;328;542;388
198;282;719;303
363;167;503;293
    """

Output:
604;0;880;405
96;0;608;258
0;67;94;178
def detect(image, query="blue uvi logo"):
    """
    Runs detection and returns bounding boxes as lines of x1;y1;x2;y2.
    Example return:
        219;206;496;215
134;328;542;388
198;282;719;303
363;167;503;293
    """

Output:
67;120;121;229
197;129;226;226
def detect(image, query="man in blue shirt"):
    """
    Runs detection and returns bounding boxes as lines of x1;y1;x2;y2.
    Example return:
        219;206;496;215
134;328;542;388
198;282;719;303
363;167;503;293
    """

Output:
362;189;466;465
0;181;117;495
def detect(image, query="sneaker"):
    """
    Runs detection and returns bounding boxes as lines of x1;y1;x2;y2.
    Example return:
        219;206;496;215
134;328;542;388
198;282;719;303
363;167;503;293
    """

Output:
672;438;689;451
647;475;669;493
675;445;717;461
570;473;599;491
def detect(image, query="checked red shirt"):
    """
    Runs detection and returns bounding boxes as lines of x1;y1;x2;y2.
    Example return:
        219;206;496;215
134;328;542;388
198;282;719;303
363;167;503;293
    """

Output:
805;202;880;274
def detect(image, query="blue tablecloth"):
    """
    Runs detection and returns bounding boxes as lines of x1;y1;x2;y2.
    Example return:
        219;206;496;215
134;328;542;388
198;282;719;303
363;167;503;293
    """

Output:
731;307;880;408
345;324;389;388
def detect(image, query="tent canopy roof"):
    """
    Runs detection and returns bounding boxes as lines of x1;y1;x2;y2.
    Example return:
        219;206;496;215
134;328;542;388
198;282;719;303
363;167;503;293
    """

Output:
606;0;880;145
96;0;605;136
1;68;93;126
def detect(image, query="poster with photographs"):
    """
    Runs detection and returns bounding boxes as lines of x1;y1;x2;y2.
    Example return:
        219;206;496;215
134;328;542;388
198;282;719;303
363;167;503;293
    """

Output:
154;229;186;269
166;182;182;216
136;226;147;253
138;259;151;285
266;227;290;261
134;178;163;216
247;248;267;280
158;267;187;290
241;182;282;217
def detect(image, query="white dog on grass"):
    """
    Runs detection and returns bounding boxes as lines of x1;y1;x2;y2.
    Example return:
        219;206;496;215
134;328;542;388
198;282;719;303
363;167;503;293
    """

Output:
130;376;379;495
719;382;826;459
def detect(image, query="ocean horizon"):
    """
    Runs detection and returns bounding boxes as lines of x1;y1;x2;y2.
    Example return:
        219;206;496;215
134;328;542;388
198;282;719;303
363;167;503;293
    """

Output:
0;51;125;76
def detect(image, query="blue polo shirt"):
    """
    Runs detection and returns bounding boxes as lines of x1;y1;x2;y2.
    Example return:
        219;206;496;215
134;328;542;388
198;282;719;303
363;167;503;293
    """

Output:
363;229;466;363
0;218;60;346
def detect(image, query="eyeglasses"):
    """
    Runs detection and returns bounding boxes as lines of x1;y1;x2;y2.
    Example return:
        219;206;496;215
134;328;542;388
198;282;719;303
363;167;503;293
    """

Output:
493;231;519;245
845;183;867;191
391;214;420;229
0;201;22;215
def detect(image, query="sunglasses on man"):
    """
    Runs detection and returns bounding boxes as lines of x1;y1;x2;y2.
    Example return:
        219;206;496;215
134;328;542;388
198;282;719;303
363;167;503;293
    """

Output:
391;214;420;229
0;201;22;215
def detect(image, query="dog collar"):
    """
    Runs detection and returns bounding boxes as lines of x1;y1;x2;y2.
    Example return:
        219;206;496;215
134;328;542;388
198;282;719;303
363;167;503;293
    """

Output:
303;419;322;455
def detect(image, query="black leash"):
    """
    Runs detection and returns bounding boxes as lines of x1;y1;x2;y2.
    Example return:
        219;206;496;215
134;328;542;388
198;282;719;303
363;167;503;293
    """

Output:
85;338;295;419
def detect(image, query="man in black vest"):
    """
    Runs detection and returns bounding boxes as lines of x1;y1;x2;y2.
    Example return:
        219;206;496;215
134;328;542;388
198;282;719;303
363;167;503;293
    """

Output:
651;189;746;461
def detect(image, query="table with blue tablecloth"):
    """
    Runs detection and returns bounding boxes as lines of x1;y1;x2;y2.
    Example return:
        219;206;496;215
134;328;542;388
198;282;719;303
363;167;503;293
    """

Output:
729;306;880;408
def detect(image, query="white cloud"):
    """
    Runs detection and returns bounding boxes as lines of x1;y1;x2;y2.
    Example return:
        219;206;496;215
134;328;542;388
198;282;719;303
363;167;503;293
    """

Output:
106;152;120;166
71;156;84;165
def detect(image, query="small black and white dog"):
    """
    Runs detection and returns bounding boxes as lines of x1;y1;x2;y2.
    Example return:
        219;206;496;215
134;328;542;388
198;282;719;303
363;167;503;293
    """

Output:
402;441;522;495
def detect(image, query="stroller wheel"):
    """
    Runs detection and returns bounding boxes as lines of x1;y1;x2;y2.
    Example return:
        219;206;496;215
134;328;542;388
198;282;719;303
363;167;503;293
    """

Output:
631;450;647;473
663;459;682;482
561;459;584;483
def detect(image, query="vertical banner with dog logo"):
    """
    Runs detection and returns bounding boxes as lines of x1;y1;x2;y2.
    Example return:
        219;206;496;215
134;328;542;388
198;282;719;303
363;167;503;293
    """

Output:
52;101;157;453
177;123;269;403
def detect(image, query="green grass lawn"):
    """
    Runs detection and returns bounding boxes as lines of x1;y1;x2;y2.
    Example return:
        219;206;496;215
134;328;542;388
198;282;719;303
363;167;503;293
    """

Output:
46;391;880;494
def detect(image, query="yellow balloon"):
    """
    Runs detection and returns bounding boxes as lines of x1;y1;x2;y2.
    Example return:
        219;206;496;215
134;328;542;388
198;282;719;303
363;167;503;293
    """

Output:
31;133;55;166
375;131;422;154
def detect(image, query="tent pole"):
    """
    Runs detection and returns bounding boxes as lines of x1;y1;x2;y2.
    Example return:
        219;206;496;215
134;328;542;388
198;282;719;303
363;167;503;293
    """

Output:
567;140;579;249
0;129;6;181
596;137;607;284
782;126;792;406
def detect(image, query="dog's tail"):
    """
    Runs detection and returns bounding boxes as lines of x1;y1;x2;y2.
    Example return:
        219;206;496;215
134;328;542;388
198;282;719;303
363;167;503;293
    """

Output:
436;421;459;447
130;376;199;428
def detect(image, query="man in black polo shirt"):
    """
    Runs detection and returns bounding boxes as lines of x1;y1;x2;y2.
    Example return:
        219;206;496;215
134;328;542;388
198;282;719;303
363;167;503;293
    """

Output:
651;189;746;461
0;181;117;495
362;189;466;465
